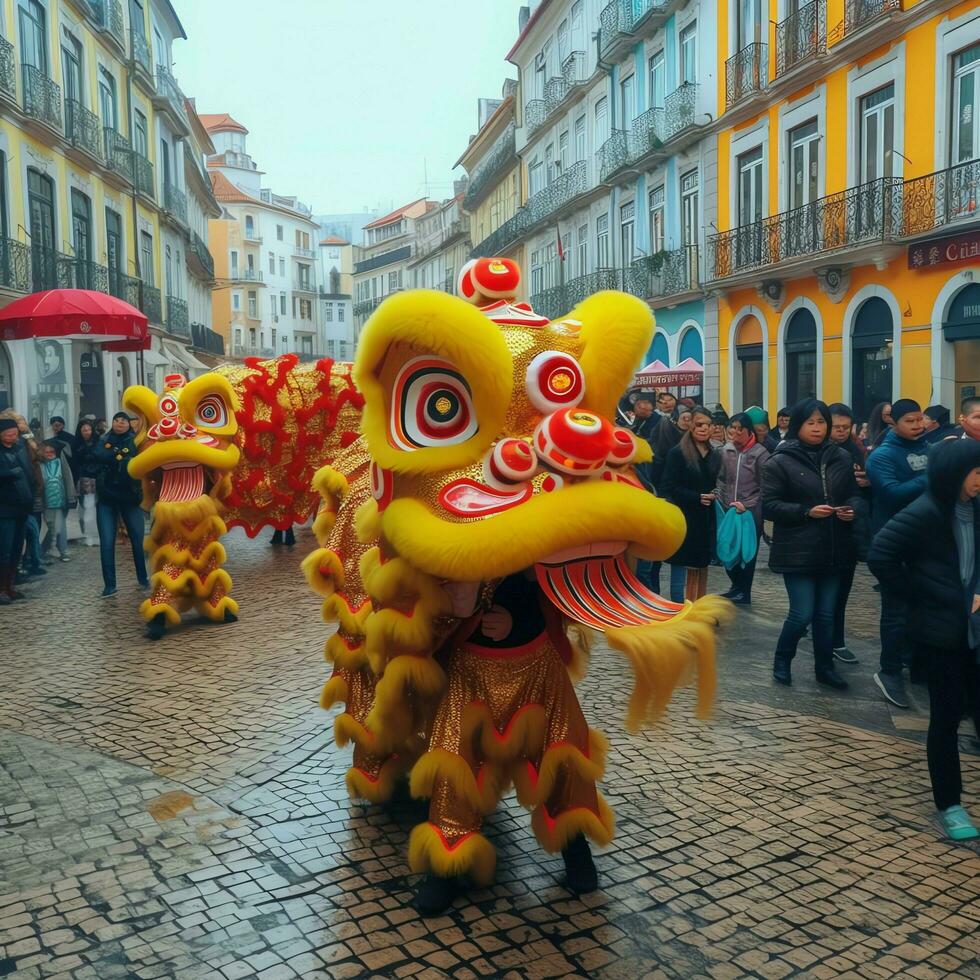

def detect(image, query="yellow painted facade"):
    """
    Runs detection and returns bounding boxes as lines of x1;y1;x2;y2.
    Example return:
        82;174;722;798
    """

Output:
713;0;980;422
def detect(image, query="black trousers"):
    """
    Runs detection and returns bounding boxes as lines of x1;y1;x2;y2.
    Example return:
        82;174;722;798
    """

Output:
925;642;980;810
832;562;856;650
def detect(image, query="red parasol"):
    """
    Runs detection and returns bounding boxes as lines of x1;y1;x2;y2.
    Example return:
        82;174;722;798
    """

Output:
0;289;148;350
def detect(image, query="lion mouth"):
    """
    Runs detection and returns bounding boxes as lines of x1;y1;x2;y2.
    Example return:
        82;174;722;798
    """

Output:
159;462;206;502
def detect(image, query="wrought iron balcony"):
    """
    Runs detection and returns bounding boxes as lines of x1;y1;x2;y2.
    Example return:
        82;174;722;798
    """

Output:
599;129;631;183
65;100;103;162
0;238;31;293
530;268;625;320
141;283;163;324
524;160;588;228
599;0;666;60
775;0;826;78
132;152;154;199
470;208;531;259
103;128;133;182
230;268;263;283
525;99;547;137
706;177;903;282
30;246;109;293
129;28;152;75
353;295;388;318
108;268;142;308
91;0;124;45
243;229;261;243
659;245;700;296
293;246;316;258
902;159;980;238
188;231;215;281
233;344;276;358
21;65;62;131
163;182;188;224
544;76;570;117
154;65;186;123
190;323;225;355
628;109;665;161
0;37;15;101
165;295;189;337
843;0;901;38
726;43;768;109
663;82;698;141
463;122;517;211
562;50;587;87
293;278;317;293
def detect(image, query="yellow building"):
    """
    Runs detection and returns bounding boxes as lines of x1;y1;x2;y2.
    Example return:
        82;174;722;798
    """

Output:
711;0;980;422
0;0;221;425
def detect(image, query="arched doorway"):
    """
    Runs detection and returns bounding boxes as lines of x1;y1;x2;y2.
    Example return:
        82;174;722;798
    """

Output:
117;355;131;409
851;297;893;421
679;326;703;364
784;308;817;406
650;332;669;366
942;283;980;408
0;343;12;411
735;315;764;410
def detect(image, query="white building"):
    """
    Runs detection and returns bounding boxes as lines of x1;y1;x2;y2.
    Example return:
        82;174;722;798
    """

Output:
318;236;353;361
409;192;471;294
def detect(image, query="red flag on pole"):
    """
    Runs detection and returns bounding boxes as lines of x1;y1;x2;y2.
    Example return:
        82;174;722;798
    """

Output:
556;224;565;262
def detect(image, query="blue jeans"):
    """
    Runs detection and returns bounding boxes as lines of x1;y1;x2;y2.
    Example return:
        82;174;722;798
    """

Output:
879;587;908;677
97;501;148;590
0;516;26;565
22;513;42;570
667;563;688;603
636;559;660;593
776;572;842;674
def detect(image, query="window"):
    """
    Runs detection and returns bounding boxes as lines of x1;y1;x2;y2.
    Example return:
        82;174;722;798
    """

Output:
530;248;543;295
232;292;241;312
596;214;609;268
570;0;584;50
788;119;820;253
534;43;548;99
268;251;275;274
952;42;980;166
859;83;895;182
528;160;545;196
557;19;569;65
594;97;608;147
785;308;817;405
71;189;92;287
649;51;665;109
545;142;556;184
325;305;333;322
737;0;763;48
245;215;255;239
681;169;700;248
140;231;153;285
159;136;172;188
574;115;586;161
62;34;83;107
98;67;116;129
558;131;569;177
338;306;345;322
736;149;762;266
248;290;257;318
276;224;283;240
680;23;697;85
105;208;122;281
230;249;239;277
302;335;313;355
620;75;635;127
279;257;285;277
851;297;893;420
18;0;47;72
270;295;277;318
577;222;588;273
234;328;242;348
280;292;286;315
134;110;148;158
649;185;665;253
388;270;401;291
620;201;635;264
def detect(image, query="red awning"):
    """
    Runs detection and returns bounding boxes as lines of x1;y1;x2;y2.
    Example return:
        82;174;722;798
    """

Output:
0;289;148;347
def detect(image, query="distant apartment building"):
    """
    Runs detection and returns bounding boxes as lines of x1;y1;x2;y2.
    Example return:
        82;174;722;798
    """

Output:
408;191;472;293
319;236;353;361
316;211;381;250
203;113;321;360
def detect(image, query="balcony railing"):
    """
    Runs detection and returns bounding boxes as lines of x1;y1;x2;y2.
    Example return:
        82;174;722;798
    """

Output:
563;50;587;87
230;268;263;283
141;283;162;324
65;99;103;161
599;0;664;60
165;295;189;337
471;208;530;259
21;65;63;131
726;43;768;109
659;245;700;296
706;177;903;282
463;121;517;211
232;344;275;358
132;153;154;198
525;99;547;137
353;295;387;318
902;159;980;238
531;268;624;320
243;229;261;243
599;130;632;183
188;231;215;280
154;65;185;121
103;128;133;182
30;246;109;293
524;160;588;226
0;37;15;100
628;108;665;160
0;238;32;293
843;0;901;38
190;323;224;356
664;82;698;139
129;28;152;75
293;278;317;292
293;246;316;258
163;182;188;224
91;0;124;45
775;0;827;78
108;269;142;309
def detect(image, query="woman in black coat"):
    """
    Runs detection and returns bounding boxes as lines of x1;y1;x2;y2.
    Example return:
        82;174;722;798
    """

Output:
661;407;720;602
761;399;862;691
867;439;980;842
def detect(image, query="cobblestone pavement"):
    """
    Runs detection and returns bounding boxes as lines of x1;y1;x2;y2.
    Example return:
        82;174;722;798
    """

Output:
2;524;979;979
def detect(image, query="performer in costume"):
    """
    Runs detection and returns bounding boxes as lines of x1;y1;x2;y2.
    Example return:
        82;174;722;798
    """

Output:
304;258;732;914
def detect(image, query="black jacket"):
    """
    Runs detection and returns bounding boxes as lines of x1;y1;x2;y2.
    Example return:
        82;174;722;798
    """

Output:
661;442;720;568
867;441;980;649
0;440;36;518
93;430;142;506
73;436;101;481
762;440;862;574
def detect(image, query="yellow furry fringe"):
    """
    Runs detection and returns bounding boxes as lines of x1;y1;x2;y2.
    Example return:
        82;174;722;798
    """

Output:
607;594;733;730
312;465;349;506
146;540;226;574
333;711;377;752
145;515;226;546
319;674;349;710
139;599;181;625
512;729;608;808
324;633;367;669
302;547;345;597
318;593;371;635
531;794;616;853
461;703;547;763
354;497;381;544
409;749;507;814
198;594;239;621
359;549;452;615
346;757;405;804
146;566;233;600
565;624;593;684
365;654;446;748
153;496;221;529
408;822;497;887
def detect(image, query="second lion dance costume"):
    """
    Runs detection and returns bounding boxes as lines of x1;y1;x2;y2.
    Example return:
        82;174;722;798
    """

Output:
123;257;729;911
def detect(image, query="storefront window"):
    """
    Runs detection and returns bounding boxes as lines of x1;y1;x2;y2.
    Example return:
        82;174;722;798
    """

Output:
785;309;817;405
851;297;893;421
943;283;980;408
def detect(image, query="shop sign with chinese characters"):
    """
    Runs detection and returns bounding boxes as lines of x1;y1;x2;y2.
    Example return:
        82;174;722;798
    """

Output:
908;230;980;269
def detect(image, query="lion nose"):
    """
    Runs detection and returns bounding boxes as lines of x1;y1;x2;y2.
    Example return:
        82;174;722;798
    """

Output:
533;408;616;476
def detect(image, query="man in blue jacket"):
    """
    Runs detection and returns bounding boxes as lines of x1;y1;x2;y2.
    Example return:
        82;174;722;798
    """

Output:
866;399;928;708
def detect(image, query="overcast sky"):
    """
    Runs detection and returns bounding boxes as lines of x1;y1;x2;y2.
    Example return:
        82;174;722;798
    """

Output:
173;0;521;217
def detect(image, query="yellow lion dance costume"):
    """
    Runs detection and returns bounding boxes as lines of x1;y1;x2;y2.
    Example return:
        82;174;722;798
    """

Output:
302;258;731;914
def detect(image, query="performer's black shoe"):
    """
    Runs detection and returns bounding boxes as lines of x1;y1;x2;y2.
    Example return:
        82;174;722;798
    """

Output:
270;530;283;545
562;835;598;894
223;610;238;624
146;613;167;641
413;874;458;916
816;668;849;691
284;528;296;546
773;655;792;686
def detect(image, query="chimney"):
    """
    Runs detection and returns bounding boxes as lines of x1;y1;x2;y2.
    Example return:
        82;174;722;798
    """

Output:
518;6;530;32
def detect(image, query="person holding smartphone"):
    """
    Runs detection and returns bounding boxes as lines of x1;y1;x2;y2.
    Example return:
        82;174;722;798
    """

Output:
762;400;862;690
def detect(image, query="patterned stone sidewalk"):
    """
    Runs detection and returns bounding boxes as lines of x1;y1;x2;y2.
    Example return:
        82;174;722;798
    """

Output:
1;528;978;979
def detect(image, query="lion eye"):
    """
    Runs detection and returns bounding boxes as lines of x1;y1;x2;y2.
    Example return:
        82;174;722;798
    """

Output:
195;394;228;428
389;356;477;450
